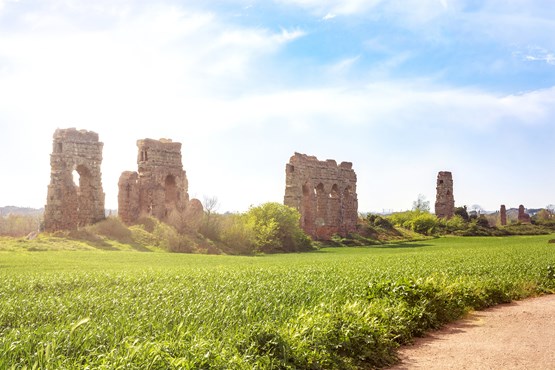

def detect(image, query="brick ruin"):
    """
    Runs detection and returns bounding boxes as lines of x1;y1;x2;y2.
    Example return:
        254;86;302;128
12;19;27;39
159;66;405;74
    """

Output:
118;138;191;224
518;205;531;224
434;171;455;219
500;204;507;226
44;128;105;231
284;153;358;240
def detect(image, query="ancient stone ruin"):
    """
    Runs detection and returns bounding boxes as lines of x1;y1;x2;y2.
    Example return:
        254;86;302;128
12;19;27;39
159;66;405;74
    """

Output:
518;205;531;224
44;128;105;231
500;204;507;226
118;138;191;224
435;171;454;219
284;152;358;240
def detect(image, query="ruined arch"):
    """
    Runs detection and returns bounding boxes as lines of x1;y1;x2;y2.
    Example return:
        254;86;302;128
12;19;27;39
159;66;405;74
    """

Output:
284;153;358;240
165;174;178;204
315;183;327;227
301;182;315;235
330;184;339;198
44;128;105;231
118;138;190;224
74;164;95;227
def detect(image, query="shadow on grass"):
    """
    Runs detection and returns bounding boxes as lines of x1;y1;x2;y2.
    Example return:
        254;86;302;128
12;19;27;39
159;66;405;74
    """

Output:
129;243;153;252
371;242;432;249
84;239;119;251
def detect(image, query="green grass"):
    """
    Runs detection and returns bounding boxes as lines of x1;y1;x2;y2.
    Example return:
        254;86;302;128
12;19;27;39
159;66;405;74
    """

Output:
1;235;555;369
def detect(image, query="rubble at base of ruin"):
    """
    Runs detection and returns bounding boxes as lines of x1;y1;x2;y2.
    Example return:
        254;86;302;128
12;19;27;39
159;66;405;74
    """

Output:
44;128;106;231
435;171;455;219
118;138;200;225
284;152;358;240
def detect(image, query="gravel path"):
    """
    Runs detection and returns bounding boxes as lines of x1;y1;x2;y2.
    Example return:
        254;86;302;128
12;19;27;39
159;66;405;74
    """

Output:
389;294;555;370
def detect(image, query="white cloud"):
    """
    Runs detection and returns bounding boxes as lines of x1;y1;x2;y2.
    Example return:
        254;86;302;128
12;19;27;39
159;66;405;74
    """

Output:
273;28;306;43
1;0;555;212
523;48;555;65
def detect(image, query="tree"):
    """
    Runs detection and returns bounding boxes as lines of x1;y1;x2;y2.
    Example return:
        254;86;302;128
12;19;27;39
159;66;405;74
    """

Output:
244;202;312;253
454;206;470;221
202;196;219;218
412;194;430;212
199;196;221;240
470;204;484;215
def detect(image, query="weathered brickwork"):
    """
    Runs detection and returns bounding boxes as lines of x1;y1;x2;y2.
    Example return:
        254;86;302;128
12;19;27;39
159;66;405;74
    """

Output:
518;205;531;224
284;153;358;240
118;138;190;224
500;204;507;226
435;171;455;219
44;128;105;231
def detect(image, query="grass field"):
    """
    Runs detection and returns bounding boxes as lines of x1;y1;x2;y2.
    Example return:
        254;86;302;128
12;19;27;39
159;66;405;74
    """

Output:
1;235;554;369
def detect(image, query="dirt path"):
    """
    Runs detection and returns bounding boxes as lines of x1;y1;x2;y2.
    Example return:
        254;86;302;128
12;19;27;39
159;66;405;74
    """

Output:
389;294;555;370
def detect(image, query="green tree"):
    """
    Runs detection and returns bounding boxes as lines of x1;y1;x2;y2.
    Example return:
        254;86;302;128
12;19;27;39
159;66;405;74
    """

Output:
244;202;312;253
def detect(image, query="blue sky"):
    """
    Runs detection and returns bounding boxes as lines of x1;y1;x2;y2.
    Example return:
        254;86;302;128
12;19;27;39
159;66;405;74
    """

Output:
0;0;554;213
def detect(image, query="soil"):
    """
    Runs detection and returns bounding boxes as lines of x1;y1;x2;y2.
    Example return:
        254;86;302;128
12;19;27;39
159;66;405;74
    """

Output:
388;294;555;370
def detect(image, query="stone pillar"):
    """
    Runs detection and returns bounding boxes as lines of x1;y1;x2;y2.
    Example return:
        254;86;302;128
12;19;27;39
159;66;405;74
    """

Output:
500;204;507;226
518;205;531;224
44;128;105;231
435;171;455;219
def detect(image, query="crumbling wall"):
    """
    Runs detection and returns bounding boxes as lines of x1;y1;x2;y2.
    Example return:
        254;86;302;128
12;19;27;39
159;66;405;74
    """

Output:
435;171;455;219
284;152;358;240
44;128;105;231
118;138;190;224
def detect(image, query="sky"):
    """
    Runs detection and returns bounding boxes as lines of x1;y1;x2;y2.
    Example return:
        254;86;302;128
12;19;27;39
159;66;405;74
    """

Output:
0;0;554;214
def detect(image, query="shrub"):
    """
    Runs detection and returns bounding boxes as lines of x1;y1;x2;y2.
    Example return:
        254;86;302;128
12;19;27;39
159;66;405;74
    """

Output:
244;203;312;253
366;214;395;230
439;215;467;233
219;214;256;255
88;217;133;243
387;211;439;235
410;213;438;235
129;225;158;247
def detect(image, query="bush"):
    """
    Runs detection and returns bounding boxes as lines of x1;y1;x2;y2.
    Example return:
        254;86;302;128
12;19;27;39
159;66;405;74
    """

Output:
129;225;158;247
366;214;395;230
387;211;439;236
410;213;438;235
219;214;256;255
438;215;467;233
89;217;133;243
244;203;312;253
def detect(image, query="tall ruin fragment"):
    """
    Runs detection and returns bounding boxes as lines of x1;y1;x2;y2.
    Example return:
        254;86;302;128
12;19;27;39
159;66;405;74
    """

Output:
44;128;105;231
500;204;507;226
118;138;190;224
284;153;358;240
435;171;454;219
518;205;531;224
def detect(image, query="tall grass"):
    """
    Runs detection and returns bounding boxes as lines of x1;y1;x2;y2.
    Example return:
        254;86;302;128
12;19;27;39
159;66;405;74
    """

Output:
0;235;554;368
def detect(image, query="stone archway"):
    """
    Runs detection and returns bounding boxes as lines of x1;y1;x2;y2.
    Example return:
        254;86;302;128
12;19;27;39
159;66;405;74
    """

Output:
44;128;105;231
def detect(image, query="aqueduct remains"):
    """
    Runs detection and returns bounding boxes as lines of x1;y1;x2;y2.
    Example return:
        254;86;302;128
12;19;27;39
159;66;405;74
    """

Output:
44;128;106;231
435;171;455;219
284;153;358;240
118;138;191;224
